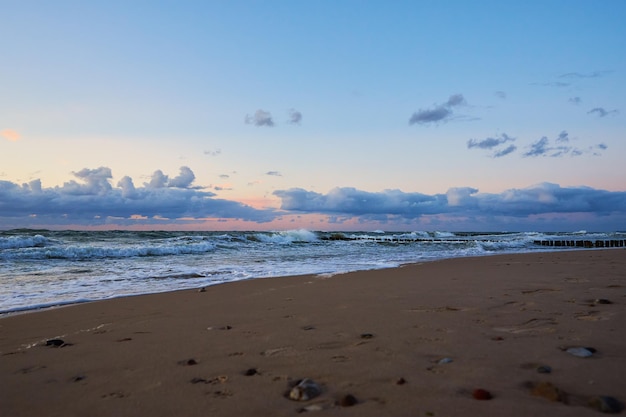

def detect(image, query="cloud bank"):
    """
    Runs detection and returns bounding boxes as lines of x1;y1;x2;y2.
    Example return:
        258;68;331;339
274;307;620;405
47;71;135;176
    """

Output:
274;183;626;222
0;167;276;227
1;167;625;230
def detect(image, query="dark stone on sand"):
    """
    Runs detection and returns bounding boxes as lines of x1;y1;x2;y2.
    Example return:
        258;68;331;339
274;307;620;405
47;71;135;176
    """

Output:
244;368;258;376
536;365;552;374
178;358;198;366
288;378;322;401
595;298;613;304
219;325;233;330
45;339;65;347
396;377;407;385
71;375;86;382
588;396;624;414
339;394;358;407
302;325;315;331
360;333;374;339
472;389;493;400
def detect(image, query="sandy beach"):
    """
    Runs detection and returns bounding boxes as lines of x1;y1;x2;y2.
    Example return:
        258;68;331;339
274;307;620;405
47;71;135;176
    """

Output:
1;249;624;416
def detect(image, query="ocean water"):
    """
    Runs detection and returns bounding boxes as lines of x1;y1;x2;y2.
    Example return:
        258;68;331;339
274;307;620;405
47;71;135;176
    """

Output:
1;229;623;314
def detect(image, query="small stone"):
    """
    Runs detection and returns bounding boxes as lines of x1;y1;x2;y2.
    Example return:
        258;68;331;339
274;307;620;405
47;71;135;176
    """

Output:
396;377;407;385
530;381;567;403
219;325;233;330
491;336;504;341
302;325;316;331
588;396;624;413
71;375;86;382
472;389;493;400
360;333;374;339
565;347;595;358
536;365;552;374
339;394;358;407
438;357;453;364
244;368;258;376
595;298;612;304
45;339;65;347
289;378;322;401
178;358;198;366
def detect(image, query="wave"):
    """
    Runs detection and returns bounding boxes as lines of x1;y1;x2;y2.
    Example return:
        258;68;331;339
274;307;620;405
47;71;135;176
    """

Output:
0;234;50;250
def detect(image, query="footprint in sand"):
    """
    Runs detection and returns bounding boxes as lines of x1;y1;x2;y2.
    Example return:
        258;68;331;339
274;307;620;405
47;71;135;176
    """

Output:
493;317;558;334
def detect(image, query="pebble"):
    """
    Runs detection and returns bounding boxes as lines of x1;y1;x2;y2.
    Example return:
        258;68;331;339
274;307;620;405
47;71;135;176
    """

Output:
45;339;66;347
595;298;613;305
339;394;358;407
438;357;453;364
565;347;596;358
529;381;567;403
244;368;258;376
472;389;493;400
588;396;624;414
536;365;552;374
360;333;374;339
289;379;322;401
395;377;407;385
178;358;198;366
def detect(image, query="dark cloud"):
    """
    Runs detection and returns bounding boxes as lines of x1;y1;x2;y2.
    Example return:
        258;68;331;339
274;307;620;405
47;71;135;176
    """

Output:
0;167;276;227
274;183;626;221
409;94;466;125
523;131;605;158
588;107;619;117
569;97;582;105
245;109;274;127
266;171;282;177
493;144;517;158
467;133;516;158
287;108;302;125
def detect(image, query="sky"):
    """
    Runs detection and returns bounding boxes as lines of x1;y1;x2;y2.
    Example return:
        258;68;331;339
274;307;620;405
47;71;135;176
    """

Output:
1;0;625;232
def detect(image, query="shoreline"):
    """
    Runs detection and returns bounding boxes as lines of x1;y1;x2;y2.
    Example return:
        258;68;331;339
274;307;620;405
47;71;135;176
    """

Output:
1;249;624;416
3;247;615;317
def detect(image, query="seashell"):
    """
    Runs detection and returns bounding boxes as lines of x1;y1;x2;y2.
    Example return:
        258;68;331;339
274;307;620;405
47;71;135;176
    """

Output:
289;378;322;401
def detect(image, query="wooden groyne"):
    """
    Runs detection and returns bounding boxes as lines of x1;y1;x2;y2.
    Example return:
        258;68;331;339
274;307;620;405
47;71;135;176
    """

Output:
533;239;626;248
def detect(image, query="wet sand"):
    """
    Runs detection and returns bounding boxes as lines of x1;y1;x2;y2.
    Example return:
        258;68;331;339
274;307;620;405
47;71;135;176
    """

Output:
1;250;625;416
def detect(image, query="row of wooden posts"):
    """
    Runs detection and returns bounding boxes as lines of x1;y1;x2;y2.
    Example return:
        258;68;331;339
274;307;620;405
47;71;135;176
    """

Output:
533;239;625;248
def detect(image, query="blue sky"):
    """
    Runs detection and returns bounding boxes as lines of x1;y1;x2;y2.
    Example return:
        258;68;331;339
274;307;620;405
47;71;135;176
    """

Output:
1;1;625;231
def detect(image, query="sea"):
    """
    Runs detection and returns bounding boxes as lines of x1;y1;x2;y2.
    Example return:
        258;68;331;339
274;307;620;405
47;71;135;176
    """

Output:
1;229;623;314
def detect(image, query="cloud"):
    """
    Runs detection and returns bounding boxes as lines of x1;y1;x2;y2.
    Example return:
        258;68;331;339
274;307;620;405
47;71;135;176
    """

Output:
588;107;619;117
559;71;612;79
204;148;222;157
168;166;196;188
266;171;282;176
531;81;570;88
409;94;466;125
1;129;22;142
274;183;626;221
523;131;606;158
494;91;507;99
0;167;277;227
467;133;517;158
245;109;274;127
569;97;582;105
288;108;302;125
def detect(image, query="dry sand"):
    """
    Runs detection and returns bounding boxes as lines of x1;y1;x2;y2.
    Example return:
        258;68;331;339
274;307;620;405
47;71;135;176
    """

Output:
1;249;625;416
